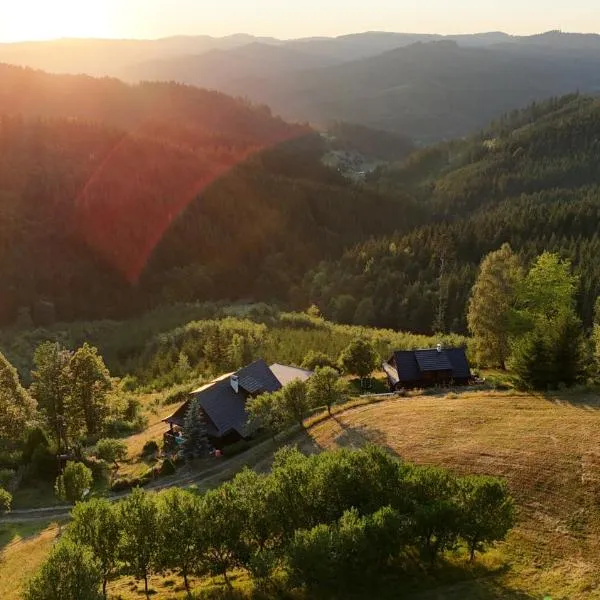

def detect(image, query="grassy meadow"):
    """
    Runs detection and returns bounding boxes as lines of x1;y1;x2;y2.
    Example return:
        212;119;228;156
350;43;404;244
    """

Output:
4;387;600;598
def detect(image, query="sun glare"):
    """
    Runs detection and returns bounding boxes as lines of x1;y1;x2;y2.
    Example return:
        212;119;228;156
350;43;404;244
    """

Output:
2;0;112;42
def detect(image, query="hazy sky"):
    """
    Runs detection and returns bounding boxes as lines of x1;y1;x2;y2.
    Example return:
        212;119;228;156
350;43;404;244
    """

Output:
2;0;599;42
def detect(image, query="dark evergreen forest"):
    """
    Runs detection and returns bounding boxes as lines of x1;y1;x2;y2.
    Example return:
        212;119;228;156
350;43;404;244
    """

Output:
304;95;600;333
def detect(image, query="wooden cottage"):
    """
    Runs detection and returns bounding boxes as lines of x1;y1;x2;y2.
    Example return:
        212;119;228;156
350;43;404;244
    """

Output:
383;345;471;390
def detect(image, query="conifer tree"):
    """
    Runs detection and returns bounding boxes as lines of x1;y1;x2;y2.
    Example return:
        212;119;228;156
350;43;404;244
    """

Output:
182;399;211;461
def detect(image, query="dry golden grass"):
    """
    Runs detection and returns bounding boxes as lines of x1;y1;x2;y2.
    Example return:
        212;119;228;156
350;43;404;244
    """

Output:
0;522;62;600
305;390;600;598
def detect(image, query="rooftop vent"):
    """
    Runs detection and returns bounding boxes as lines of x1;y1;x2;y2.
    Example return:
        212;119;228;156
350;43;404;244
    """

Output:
231;374;239;394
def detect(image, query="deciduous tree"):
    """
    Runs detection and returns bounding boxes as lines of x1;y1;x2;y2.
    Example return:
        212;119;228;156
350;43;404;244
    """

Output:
0;350;36;442
69;343;111;436
118;488;160;598
467;244;522;368
338;339;379;388
68;499;121;598
307;366;346;415
24;540;102;600
31;342;72;452
157;488;205;597
458;476;514;561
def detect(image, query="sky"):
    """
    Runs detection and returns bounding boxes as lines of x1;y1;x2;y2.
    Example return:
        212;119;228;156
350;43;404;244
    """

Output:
1;0;599;42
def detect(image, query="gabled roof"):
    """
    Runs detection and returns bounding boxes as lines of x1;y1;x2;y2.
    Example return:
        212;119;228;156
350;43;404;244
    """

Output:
384;347;471;384
415;349;453;372
165;359;282;438
269;363;313;387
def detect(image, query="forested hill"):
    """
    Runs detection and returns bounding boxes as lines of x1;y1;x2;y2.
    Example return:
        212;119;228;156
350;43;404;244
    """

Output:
303;95;600;334
0;65;421;325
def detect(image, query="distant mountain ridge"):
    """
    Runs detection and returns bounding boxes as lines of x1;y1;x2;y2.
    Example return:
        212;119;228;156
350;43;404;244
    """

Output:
4;30;600;142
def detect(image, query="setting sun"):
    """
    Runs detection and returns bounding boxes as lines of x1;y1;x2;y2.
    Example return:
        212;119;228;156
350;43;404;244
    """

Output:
2;0;112;41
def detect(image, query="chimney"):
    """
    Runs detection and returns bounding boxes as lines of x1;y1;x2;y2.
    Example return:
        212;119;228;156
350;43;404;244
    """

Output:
230;374;239;394
437;343;442;353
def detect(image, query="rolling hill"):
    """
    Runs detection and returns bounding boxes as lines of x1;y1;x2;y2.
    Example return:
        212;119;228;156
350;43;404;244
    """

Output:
303;94;600;333
232;39;600;141
0;64;420;325
6;31;600;143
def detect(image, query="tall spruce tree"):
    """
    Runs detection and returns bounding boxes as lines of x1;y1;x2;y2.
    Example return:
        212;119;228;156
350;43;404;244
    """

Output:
182;399;211;461
467;244;522;369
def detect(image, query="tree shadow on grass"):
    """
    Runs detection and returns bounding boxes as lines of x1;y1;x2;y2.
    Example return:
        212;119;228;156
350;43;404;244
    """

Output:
0;519;57;553
330;415;402;459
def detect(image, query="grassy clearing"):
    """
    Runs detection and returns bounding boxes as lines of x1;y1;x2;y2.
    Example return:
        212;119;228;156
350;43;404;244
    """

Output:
306;390;600;599
0;521;62;600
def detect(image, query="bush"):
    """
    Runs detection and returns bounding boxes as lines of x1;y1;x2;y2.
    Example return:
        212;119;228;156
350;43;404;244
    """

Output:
142;440;159;457
27;445;58;482
0;487;12;514
103;416;148;438
0;468;16;488
22;427;50;464
55;462;93;504
159;459;177;477
110;476;150;493
221;440;251;457
82;457;110;484
301;350;339;372
163;386;193;406
94;439;127;464
124;397;142;421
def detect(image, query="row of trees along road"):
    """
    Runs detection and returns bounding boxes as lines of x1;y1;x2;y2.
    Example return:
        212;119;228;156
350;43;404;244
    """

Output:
25;445;514;600
468;245;590;389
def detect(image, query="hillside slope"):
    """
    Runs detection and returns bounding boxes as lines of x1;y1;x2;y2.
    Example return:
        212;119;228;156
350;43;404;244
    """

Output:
304;95;600;333
236;40;600;141
0;65;420;324
306;391;600;599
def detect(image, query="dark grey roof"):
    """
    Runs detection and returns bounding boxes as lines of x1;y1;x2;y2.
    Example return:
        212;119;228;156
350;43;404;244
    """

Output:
387;348;470;384
392;351;421;382
415;349;453;372
444;348;471;379
165;359;282;438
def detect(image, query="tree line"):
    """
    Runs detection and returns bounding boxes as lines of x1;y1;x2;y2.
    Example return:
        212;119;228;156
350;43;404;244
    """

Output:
25;445;514;599
468;245;593;389
305;95;600;334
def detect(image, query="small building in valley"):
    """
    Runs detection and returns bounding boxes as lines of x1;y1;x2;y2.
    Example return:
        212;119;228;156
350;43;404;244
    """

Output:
164;359;313;449
383;345;471;390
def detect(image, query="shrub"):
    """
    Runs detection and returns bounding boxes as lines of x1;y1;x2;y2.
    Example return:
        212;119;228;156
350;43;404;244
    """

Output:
110;476;150;493
163;386;193;406
103;416;148;438
55;462;93;504
221;440;251;457
142;440;159;457
0;468;16;489
22;427;50;464
159;459;177;477
94;439;128;465
301;350;339;372
82;457;110;485
27;445;58;482
0;487;12;514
